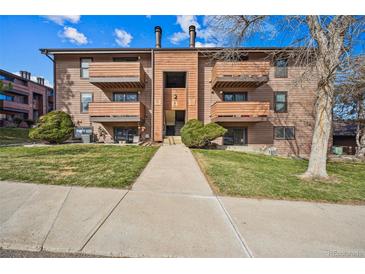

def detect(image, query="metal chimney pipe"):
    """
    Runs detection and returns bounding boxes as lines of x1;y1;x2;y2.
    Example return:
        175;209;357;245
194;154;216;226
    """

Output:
155;26;162;48
37;77;44;85
189;25;196;48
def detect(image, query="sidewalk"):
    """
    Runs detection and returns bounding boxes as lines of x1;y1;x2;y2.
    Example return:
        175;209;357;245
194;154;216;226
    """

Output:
0;145;364;257
0;145;248;257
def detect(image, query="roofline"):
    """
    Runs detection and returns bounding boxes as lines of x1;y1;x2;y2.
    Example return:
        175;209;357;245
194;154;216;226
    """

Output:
0;68;53;90
40;47;308;55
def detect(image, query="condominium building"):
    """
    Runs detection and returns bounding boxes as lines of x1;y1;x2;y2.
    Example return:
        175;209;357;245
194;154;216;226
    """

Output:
0;69;54;125
41;25;317;156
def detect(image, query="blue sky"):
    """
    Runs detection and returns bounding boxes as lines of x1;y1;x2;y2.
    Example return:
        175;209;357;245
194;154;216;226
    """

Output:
0;15;364;87
0;15;285;86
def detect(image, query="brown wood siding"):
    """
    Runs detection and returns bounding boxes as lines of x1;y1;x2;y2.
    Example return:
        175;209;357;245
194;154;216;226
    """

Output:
198;54;317;156
163;88;187;110
153;51;198;141
55;53;152;141
88;102;144;118
89;62;143;78
211;101;270;118
212;61;270;78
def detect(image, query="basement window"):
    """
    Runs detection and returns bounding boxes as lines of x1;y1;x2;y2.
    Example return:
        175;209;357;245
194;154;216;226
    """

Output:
164;72;186;88
274;126;295;140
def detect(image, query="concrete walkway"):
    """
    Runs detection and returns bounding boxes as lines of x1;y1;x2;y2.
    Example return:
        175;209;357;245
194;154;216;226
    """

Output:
1;144;364;257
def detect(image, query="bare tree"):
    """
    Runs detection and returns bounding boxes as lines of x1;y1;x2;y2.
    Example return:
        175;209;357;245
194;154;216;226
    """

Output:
335;56;365;157
207;15;365;179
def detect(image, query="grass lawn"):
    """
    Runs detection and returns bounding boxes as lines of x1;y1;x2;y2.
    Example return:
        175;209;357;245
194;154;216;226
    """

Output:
0;144;158;188
0;128;32;145
193;149;365;204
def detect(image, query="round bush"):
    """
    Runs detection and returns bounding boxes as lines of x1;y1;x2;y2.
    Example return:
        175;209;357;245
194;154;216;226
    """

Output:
29;111;74;144
181;119;227;148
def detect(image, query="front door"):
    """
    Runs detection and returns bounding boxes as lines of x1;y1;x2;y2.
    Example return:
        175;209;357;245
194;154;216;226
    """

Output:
223;128;247;145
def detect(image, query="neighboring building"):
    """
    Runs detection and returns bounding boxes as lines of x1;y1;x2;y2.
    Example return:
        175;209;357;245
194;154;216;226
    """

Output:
0;69;54;125
41;25;318;156
333;122;357;155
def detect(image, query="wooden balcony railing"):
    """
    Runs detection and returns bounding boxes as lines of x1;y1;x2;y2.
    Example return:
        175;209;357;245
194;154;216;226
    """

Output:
89;62;145;89
212;61;270;89
163;88;187;110
2;80;29;95
0;100;30;113
88;102;144;122
211;101;270;122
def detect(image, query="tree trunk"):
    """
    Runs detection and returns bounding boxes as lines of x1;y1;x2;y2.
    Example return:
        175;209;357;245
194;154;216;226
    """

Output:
302;85;333;179
356;127;365;157
355;99;365;158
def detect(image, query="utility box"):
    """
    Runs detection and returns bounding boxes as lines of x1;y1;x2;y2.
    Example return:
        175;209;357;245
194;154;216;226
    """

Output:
81;134;92;144
332;146;343;155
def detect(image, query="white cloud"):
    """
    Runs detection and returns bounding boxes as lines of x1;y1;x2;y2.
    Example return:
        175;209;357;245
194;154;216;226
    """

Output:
146;15;152;19
169;15;200;45
170;32;189;45
43;15;80;26
195;41;218;48
59;26;88;45
169;15;223;47
114;28;133;47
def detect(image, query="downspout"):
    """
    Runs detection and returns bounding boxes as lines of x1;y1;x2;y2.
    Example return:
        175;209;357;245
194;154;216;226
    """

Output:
41;49;56;111
151;49;155;141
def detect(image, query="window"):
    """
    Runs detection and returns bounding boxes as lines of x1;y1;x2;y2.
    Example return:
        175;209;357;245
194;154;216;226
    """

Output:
275;58;288;78
80;93;93;113
164;72;186;88
74;127;93;138
223;92;248;102
274;126;295;140
80;58;93;78
274;92;288;113
113;57;139;62
113;92;138;102
0;92;14;101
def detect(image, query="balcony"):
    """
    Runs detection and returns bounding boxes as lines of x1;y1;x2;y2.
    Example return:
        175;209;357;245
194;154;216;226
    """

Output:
88;102;145;122
89;62;145;89
211;61;270;89
0;100;30;114
211;101;270;122
2;80;29;95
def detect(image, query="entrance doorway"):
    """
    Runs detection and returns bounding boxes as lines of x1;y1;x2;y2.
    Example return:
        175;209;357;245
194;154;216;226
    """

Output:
165;110;186;136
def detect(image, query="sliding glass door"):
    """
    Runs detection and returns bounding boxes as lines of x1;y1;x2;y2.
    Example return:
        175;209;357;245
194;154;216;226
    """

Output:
223;128;247;145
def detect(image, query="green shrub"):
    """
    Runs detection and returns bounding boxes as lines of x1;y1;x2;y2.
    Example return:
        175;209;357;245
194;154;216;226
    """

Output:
180;119;203;135
29;111;74;144
181;119;227;148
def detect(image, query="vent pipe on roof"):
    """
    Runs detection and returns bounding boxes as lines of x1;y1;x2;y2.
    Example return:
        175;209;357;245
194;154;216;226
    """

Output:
37;77;44;85
189;25;196;48
20;71;27;79
155;26;162;48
